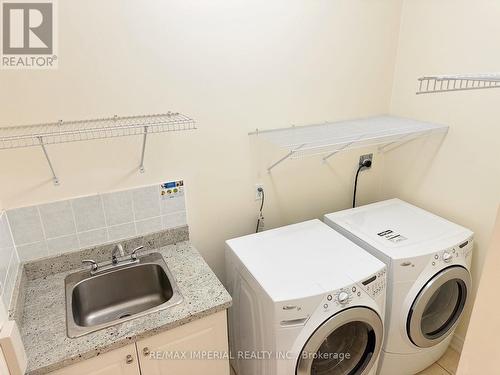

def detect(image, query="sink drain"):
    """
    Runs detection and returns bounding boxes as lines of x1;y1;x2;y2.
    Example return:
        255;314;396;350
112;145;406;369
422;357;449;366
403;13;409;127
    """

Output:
118;313;132;319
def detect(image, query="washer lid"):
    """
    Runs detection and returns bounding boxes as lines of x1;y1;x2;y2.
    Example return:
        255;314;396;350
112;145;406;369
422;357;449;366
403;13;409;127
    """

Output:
226;220;385;302
325;199;473;259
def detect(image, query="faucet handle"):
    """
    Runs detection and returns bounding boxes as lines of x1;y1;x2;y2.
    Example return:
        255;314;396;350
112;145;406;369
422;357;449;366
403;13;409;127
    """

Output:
82;259;98;272
130;246;145;260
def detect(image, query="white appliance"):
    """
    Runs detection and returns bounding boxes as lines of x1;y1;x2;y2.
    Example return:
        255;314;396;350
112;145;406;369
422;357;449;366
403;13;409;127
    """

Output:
324;199;473;375
225;219;387;375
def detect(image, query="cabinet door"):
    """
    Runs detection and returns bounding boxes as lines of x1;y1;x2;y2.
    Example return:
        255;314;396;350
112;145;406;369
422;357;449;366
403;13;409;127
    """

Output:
137;310;230;375
49;344;140;375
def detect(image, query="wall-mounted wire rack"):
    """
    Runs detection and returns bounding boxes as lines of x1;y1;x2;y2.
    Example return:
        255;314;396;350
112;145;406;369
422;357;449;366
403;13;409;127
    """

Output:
417;73;500;94
0;112;196;185
249;115;448;172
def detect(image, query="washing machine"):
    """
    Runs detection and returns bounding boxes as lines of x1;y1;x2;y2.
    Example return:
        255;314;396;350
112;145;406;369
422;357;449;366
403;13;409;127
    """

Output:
324;199;473;375
225;219;387;375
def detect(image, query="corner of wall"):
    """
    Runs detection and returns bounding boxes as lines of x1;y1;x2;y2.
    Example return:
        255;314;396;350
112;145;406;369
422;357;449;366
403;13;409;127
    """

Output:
388;0;407;114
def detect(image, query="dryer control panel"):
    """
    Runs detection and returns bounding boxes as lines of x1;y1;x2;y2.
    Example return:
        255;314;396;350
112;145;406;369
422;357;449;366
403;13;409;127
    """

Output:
358;269;386;299
322;288;354;309
321;269;387;311
430;237;473;268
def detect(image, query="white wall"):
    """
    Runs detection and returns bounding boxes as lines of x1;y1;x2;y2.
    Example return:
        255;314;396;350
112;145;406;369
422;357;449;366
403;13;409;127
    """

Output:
0;0;402;277
385;0;500;345
457;206;500;374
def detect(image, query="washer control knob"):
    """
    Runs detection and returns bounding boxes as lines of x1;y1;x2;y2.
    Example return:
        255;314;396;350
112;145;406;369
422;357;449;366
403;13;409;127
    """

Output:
443;251;452;262
338;291;349;304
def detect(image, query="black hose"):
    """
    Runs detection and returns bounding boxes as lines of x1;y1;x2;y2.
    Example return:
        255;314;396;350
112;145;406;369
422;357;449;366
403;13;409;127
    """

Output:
352;165;364;208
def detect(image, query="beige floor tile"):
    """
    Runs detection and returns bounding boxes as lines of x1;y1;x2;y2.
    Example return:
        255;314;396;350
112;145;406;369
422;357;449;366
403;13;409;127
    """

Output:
417;363;451;375
437;348;460;374
229;351;460;375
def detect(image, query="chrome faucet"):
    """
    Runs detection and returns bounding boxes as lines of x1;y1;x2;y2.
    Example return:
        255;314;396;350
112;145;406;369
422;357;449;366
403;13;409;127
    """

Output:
112;243;125;265
131;246;145;261
82;244;145;274
82;259;98;272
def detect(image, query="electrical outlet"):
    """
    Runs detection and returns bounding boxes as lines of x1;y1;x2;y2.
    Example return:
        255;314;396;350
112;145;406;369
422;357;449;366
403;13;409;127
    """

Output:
359;153;373;170
257;212;265;232
255;184;264;200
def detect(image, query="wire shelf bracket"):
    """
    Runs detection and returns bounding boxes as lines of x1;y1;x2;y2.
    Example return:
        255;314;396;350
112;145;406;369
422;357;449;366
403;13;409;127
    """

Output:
139;125;149;173
38;136;59;185
417;73;500;94
322;141;356;162
267;143;306;172
250;116;448;171
0;112;196;185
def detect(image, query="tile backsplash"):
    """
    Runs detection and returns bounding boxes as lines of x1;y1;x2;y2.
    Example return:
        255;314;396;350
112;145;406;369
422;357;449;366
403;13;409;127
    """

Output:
0;211;20;308
7;181;187;261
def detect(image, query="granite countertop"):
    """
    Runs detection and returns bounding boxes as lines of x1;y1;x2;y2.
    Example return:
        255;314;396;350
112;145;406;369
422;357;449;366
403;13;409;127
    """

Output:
18;238;232;375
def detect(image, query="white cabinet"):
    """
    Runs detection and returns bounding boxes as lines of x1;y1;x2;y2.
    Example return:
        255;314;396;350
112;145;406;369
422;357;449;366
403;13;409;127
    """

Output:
49;311;229;375
49;344;140;375
137;310;229;375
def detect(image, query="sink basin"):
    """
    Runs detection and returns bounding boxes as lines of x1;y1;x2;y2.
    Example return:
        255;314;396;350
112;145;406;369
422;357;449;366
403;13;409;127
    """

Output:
65;252;182;338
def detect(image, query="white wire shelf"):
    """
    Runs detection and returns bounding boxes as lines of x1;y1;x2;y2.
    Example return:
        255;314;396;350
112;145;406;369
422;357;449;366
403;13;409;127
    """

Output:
417;73;500;94
0;112;196;149
249;115;448;172
0;112;196;185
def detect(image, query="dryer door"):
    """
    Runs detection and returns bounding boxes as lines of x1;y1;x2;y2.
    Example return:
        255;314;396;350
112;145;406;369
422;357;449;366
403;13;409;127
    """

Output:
407;266;471;348
296;307;383;375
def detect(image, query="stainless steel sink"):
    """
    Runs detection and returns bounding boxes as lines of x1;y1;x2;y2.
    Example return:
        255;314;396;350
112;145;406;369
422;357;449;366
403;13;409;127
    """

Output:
65;252;182;338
